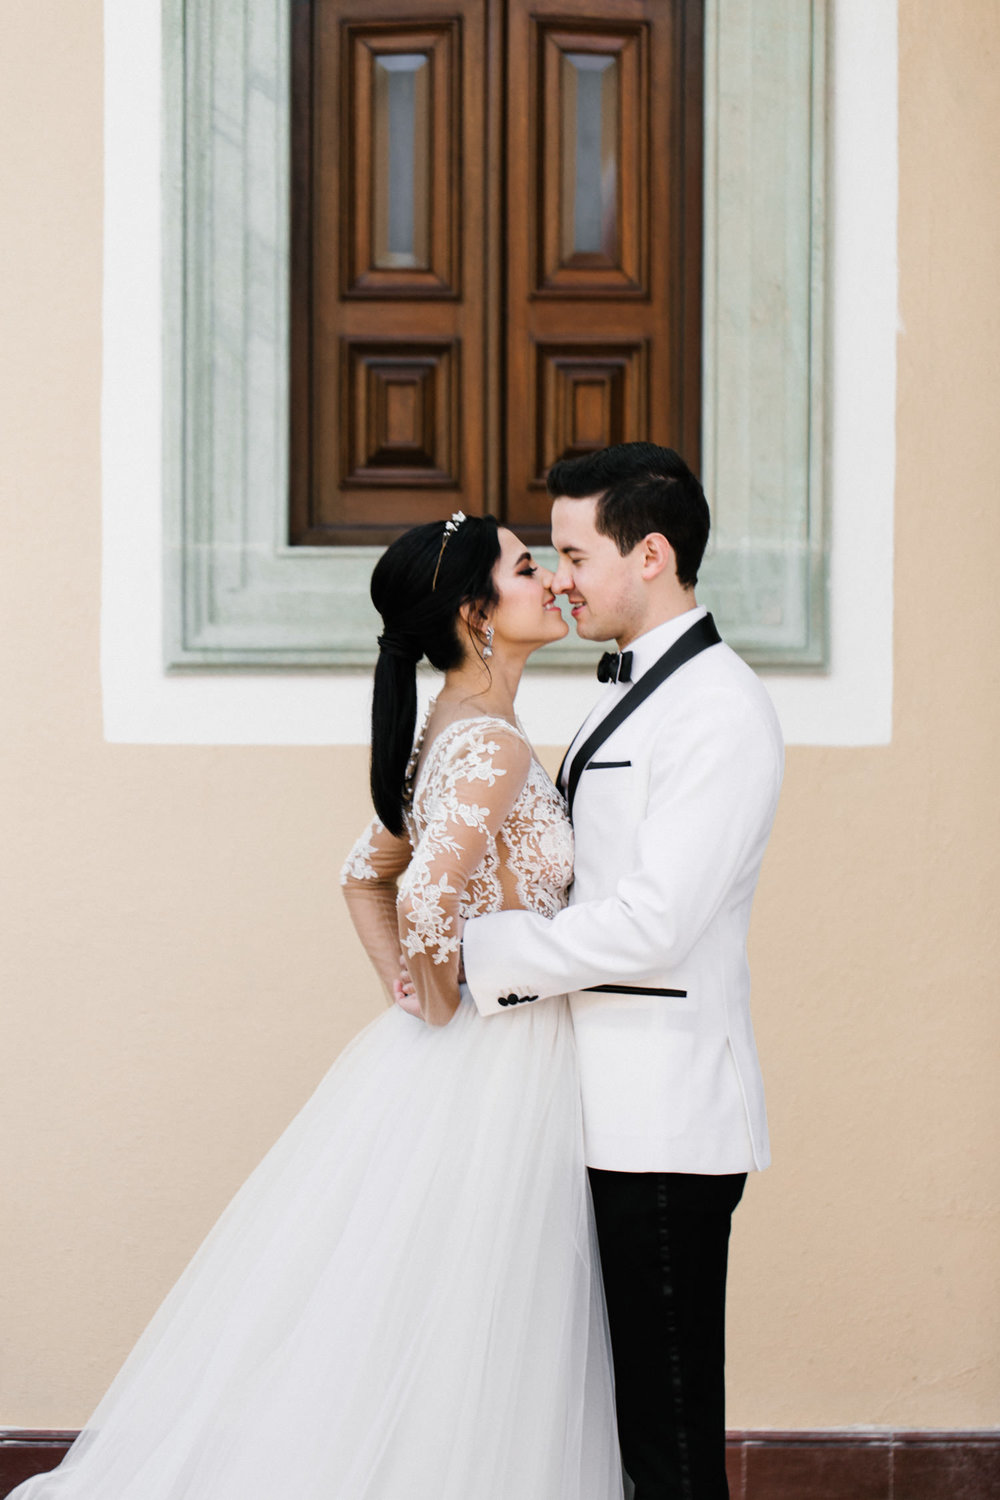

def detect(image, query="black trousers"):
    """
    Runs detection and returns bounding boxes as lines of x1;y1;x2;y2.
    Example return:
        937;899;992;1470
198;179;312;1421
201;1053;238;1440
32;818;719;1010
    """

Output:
588;1168;747;1500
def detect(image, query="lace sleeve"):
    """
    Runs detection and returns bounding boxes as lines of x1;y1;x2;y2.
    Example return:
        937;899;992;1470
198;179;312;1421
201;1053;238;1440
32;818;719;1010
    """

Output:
341;817;413;1002
398;724;532;1026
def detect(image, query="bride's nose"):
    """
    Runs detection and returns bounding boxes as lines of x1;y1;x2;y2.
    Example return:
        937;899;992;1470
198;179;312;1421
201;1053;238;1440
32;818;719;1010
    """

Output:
539;565;555;591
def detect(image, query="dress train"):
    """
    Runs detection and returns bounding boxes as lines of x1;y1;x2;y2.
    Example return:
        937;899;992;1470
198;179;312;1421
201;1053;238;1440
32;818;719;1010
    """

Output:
11;993;622;1500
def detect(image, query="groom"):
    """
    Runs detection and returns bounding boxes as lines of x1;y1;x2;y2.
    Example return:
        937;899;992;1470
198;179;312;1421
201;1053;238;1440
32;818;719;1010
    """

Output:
461;443;784;1500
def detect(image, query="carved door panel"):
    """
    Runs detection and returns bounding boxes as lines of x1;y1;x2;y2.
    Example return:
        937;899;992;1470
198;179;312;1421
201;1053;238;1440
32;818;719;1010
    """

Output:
291;0;489;544
505;0;702;542
291;0;701;546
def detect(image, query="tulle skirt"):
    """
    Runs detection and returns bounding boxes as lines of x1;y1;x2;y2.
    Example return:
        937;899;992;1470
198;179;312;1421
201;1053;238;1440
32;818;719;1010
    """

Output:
12;991;623;1500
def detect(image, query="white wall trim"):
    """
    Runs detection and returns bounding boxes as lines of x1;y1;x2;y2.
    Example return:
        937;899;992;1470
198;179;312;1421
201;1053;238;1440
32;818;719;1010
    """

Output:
102;0;895;748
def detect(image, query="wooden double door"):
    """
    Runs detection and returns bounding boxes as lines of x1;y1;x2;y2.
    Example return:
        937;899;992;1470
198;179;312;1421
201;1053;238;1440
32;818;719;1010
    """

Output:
291;0;703;546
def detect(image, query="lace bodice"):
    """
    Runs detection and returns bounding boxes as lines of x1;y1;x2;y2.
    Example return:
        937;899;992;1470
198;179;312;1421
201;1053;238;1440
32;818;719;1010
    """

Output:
341;713;573;1025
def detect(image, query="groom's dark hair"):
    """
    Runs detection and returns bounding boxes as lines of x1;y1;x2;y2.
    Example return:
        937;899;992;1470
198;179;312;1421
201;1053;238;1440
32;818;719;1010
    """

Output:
546;442;710;588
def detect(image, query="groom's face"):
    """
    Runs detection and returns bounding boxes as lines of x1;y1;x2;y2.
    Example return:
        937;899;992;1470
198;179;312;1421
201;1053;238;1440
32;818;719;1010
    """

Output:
549;495;641;646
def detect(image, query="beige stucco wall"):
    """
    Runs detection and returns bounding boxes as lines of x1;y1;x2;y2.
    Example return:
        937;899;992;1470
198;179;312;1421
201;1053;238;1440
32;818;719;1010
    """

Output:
2;1;998;1431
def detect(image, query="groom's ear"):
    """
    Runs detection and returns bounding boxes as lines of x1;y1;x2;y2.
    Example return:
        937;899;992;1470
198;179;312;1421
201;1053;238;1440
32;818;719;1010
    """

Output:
638;532;676;582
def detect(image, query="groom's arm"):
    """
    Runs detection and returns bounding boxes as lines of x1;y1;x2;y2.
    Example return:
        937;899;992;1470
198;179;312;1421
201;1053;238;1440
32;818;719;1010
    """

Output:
463;692;783;1016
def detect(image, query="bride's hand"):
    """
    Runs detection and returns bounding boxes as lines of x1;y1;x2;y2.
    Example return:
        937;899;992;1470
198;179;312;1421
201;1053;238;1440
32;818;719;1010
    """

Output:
394;959;422;1017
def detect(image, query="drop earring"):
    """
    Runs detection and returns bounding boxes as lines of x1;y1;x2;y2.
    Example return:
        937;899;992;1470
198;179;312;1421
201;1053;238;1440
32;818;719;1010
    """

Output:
482;625;494;660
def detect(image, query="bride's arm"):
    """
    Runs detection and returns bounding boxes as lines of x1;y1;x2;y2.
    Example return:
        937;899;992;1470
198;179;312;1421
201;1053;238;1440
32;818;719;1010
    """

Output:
341;818;414;1002
397;725;531;1028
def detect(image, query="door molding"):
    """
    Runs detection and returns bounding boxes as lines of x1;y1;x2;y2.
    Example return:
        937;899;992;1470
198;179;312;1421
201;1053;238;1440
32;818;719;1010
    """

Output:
164;0;828;669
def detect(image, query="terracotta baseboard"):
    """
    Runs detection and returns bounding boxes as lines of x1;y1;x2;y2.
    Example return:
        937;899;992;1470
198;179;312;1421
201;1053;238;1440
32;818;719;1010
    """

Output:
725;1430;1000;1500
2;1427;998;1498
0;1432;76;1496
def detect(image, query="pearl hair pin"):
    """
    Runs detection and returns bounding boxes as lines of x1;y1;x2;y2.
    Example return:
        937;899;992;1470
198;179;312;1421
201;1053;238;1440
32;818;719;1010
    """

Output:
431;511;468;590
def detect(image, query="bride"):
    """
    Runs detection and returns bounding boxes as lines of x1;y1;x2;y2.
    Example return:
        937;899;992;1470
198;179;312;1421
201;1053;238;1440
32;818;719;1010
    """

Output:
10;513;623;1500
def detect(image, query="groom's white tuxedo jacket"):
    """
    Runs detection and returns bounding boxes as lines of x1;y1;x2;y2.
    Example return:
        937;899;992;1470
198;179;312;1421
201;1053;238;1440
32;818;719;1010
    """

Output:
463;609;784;1174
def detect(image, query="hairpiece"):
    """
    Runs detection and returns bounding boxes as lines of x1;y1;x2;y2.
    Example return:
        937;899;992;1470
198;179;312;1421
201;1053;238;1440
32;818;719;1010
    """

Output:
431;511;467;590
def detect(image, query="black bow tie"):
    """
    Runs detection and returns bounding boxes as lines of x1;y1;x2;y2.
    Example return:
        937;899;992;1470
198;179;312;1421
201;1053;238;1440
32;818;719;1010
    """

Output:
596;650;633;684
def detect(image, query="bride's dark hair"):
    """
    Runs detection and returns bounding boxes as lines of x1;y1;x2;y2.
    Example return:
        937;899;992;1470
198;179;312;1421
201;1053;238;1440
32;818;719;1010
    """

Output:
370;515;502;835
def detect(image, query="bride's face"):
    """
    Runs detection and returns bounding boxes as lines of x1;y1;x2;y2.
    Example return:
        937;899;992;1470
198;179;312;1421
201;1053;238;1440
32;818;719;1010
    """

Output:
486;527;569;655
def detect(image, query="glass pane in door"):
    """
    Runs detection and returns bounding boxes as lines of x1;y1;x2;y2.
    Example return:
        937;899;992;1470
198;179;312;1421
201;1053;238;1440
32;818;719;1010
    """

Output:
373;53;430;268
560;51;618;260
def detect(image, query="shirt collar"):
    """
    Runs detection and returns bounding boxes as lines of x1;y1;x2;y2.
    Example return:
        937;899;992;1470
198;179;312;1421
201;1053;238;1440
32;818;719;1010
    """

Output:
620;606;707;683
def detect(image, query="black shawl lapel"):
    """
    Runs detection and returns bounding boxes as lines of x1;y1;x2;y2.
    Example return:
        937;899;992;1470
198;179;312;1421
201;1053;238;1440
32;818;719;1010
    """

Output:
564;614;722;817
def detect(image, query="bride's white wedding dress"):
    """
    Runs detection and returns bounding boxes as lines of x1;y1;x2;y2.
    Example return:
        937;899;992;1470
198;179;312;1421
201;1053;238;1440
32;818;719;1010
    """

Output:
12;714;622;1500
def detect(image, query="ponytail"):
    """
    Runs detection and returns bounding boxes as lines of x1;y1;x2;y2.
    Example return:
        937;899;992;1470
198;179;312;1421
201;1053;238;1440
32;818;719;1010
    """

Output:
368;517;501;835
370;633;422;836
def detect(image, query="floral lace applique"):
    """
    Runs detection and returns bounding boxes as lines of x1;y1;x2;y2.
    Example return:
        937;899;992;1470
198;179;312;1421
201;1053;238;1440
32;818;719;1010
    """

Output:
341;711;573;1022
498;761;574;920
340;818;381;885
397;717;573;972
398;725;509;964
